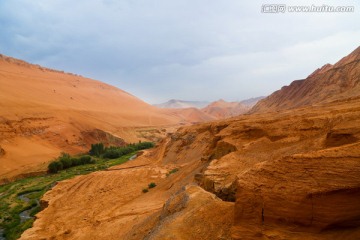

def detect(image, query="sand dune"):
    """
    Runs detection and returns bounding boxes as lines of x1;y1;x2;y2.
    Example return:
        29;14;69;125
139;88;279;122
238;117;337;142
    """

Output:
0;54;209;181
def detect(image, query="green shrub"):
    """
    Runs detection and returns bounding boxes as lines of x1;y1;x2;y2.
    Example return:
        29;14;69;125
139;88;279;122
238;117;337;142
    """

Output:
48;161;58;173
135;142;155;150
47;154;95;173
71;157;81;166
169;168;179;174
148;182;156;189
103;150;120;159
89;143;105;157
166;168;179;177
48;161;63;173
59;157;72;169
80;155;93;164
58;152;72;168
142;188;149;193
90;141;154;160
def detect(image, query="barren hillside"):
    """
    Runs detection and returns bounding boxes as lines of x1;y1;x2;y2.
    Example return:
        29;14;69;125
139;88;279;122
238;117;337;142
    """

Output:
0;55;207;182
202;99;250;119
251;46;360;113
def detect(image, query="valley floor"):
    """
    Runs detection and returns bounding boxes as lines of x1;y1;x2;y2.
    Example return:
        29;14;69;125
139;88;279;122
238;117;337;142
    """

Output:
19;97;360;240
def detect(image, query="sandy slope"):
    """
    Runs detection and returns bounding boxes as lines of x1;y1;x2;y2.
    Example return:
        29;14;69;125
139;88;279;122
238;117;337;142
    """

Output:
0;55;209;182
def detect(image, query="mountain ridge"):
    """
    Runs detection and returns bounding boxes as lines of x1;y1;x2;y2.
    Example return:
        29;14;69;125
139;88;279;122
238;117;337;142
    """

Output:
154;99;210;109
251;46;360;113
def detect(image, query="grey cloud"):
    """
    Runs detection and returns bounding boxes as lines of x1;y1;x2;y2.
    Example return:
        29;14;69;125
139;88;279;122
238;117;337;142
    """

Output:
0;0;359;103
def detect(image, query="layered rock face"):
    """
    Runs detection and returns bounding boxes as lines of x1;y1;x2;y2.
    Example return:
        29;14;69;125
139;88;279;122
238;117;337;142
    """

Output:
153;46;360;238
163;97;360;239
21;97;360;240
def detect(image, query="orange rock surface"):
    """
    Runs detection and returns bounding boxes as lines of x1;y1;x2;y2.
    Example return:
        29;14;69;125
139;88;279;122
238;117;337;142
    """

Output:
17;46;360;239
19;96;360;240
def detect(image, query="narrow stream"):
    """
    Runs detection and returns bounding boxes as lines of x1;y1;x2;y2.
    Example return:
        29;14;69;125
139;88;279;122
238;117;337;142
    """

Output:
18;192;40;223
0;191;40;239
0;228;5;240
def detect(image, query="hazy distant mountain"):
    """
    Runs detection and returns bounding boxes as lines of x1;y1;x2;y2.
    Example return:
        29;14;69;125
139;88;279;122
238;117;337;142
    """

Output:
201;99;249;119
155;97;265;119
154;99;210;109
240;96;265;108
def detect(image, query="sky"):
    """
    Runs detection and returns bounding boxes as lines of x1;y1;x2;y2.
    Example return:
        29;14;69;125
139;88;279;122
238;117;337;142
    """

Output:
0;0;359;104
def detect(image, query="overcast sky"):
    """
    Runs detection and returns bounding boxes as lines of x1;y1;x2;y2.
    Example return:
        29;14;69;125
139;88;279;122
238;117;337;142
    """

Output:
1;0;359;104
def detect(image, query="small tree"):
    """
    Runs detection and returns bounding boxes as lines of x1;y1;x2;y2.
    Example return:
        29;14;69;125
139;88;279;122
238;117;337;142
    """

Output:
89;143;105;157
103;150;119;159
148;182;156;189
48;161;58;173
80;155;93;164
71;157;81;166
48;161;63;173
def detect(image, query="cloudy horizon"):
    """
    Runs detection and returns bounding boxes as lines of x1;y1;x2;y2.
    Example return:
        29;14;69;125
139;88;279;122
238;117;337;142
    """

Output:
1;0;359;104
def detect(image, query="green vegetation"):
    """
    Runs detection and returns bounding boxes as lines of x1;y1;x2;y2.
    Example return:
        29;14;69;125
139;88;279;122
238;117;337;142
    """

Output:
166;168;179;177
48;153;95;173
48;142;154;173
89;143;105;157
102;142;155;159
0;141;155;240
142;181;157;193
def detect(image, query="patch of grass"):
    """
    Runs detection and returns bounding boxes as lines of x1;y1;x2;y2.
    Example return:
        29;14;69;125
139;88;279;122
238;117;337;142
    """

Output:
0;152;136;240
166;168;179;177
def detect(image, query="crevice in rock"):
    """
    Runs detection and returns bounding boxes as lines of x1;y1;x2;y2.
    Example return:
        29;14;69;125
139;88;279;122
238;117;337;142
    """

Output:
209;140;237;160
324;131;358;148
0;146;5;157
195;172;237;202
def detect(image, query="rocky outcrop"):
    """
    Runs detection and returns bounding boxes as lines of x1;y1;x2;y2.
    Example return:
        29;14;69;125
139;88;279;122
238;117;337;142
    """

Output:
144;185;234;240
233;147;360;239
162;95;360;239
